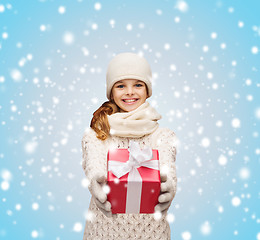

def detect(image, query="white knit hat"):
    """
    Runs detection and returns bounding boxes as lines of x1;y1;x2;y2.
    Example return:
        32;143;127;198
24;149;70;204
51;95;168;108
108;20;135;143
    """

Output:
106;52;152;100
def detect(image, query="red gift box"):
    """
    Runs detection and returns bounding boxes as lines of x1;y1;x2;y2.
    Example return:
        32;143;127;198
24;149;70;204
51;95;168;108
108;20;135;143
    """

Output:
107;142;160;214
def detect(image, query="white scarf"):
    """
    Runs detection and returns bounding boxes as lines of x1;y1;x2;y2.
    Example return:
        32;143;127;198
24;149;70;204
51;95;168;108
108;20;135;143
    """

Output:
107;102;162;138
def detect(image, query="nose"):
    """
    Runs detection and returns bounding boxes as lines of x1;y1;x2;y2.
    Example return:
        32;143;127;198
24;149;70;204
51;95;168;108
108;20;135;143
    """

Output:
126;86;134;95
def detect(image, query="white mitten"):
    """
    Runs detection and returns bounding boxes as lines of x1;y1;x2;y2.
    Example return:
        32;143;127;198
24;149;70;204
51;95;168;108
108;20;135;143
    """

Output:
90;173;112;218
154;172;176;214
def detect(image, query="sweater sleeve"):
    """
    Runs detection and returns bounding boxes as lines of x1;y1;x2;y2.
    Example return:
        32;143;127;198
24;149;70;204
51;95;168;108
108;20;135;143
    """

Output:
81;128;107;192
153;128;178;196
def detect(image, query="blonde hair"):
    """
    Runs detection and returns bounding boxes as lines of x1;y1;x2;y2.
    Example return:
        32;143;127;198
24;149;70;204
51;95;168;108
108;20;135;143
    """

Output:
90;100;119;140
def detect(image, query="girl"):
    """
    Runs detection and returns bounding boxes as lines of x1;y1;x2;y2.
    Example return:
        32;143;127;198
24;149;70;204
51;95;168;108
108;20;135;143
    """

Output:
82;52;177;239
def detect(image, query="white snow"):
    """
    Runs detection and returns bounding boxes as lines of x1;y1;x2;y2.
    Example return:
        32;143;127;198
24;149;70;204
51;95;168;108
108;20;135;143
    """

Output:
1;169;12;181
156;9;162;15
231;197;241;207
25;142;38;154
1;181;9;191
91;97;99;104
174;17;180;23
197;126;204;135
0;76;4;83
181;231;191;240
202;45;209;52
246;95;253;101
60;138;68;145
257;232;260;240
92;23;98;30
10;69;23;82
0;5;5;12
58;6;66;14
19;58;26;67
66;195;73;202
201;137;210;148
109;19;115;27
175;1;189;12
239;168;250;180
31;230;39;238
228;7;234;13
37;106;44;113
255;108;260;119
73;222;83;232
235;138;241;144
211;32;217;39
218;154;227;166
200;221;211;235
81;47;90;56
85;210;94;221
207;72;213;79
166;213;175;223
52;97;60;104
102;185;110;194
218;206;224;213
245;78;252;86
15;204;22;211
190;169;196;176
170;64;177;71
63;32;75;45
216;120;223;127
32;203;39;210
231;118;241;128
164;43;171;50
94;3;102;11
251;46;258;54
126;24;133;31
212;83;218;90
40;25;46;31
238;21;244;28
16;42;22;48
11;105;17;112
220;43;226;49
2;32;8;39
153;211;162;220
160;165;169;175
81;178;90;188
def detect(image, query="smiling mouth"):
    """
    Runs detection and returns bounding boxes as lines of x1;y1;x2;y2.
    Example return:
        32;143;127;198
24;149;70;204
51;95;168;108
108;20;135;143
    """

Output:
122;99;138;103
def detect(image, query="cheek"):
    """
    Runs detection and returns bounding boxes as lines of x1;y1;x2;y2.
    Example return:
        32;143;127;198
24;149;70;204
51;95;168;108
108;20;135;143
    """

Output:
111;89;117;98
139;89;147;98
112;90;121;101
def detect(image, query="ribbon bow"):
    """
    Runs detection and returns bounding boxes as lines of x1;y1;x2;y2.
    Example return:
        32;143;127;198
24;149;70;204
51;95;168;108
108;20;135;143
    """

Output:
108;140;159;179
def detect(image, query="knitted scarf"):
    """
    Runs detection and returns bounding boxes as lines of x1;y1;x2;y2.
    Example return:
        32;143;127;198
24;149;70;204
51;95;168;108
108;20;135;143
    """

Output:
107;102;162;138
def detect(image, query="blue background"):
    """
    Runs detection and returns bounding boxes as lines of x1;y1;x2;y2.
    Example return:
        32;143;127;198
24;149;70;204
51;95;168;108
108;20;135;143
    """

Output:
1;0;260;239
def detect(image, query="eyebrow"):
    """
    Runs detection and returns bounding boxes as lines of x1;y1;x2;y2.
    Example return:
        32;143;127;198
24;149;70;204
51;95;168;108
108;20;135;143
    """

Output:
115;80;143;84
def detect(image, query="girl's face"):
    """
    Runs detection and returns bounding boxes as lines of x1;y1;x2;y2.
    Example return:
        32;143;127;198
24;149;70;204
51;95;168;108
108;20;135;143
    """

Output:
111;79;148;112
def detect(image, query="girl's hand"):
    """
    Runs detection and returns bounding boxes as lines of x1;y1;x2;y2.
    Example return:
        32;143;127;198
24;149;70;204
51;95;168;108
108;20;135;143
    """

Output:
154;172;175;214
91;173;112;218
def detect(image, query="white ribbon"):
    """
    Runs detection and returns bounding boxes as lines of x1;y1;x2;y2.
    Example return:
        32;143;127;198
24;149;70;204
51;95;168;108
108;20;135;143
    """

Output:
108;140;159;213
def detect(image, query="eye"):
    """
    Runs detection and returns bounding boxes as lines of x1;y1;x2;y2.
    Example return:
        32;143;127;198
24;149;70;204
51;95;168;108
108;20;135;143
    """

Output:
135;83;143;87
116;84;124;88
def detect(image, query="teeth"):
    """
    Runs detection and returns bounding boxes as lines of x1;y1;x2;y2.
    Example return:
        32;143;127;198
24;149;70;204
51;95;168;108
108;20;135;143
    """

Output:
124;99;136;103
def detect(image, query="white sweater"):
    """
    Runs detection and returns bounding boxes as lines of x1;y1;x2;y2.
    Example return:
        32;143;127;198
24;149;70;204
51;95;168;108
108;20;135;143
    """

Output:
81;127;177;240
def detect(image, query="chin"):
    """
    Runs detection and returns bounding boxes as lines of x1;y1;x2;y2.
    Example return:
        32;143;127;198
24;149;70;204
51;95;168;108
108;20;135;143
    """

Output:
122;105;140;112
